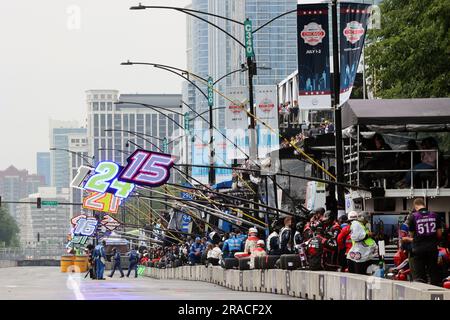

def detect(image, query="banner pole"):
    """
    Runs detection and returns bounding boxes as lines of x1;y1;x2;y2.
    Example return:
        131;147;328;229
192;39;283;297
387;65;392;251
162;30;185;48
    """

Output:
332;0;346;220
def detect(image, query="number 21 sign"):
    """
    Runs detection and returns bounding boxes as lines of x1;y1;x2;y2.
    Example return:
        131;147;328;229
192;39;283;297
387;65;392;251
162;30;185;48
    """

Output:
119;150;175;188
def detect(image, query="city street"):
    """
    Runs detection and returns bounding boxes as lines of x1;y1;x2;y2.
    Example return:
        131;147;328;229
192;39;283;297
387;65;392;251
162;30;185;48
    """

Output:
0;0;448;305
0;267;297;300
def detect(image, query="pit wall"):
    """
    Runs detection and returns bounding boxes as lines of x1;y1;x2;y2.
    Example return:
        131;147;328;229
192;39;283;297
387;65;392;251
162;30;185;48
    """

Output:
0;260;18;268
143;266;450;300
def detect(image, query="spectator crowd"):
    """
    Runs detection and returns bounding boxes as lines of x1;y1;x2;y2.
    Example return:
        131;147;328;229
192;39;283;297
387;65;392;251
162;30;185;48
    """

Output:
120;198;449;288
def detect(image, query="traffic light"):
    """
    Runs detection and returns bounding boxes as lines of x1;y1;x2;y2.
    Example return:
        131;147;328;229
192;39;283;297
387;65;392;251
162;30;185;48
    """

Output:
36;197;41;209
37;232;40;242
0;196;2;207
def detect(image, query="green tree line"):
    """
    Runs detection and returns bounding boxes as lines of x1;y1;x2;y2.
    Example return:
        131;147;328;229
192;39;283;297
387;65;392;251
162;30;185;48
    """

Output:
365;0;450;153
0;206;19;247
366;0;450;98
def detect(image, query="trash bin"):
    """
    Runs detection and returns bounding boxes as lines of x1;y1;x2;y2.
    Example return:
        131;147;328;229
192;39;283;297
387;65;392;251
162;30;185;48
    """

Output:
60;255;75;273
73;255;89;273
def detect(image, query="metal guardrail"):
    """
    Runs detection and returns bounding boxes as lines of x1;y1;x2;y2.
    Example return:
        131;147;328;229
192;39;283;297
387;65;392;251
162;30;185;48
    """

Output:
0;247;64;261
344;149;440;188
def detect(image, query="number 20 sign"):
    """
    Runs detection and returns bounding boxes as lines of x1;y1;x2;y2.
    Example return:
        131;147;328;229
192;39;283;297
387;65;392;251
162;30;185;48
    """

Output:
119;150;175;188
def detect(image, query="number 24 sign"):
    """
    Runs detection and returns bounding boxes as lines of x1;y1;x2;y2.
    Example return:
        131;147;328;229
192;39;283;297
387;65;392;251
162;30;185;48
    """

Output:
73;150;174;197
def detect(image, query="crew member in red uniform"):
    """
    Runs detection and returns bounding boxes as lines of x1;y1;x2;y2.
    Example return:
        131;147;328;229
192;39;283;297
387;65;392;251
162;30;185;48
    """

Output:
320;211;340;268
337;211;358;271
244;227;260;254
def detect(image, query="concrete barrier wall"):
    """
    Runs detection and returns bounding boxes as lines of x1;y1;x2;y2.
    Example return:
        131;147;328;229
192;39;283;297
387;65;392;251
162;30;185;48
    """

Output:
142;266;449;300
0;260;17;268
17;259;60;267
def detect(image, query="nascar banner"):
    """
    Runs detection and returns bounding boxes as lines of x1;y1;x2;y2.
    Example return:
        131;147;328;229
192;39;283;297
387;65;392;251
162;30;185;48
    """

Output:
190;128;231;185
339;2;371;105
191;127;210;185
254;85;279;159
297;3;331;109
224;87;249;160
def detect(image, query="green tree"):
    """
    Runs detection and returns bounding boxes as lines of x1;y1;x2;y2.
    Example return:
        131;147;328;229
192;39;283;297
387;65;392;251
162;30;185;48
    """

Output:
0;206;19;247
366;0;450;98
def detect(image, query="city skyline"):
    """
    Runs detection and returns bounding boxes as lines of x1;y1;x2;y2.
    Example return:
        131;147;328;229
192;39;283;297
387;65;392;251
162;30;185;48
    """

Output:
0;0;190;173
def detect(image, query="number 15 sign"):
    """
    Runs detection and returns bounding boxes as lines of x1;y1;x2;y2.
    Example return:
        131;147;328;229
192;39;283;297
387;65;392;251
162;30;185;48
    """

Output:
119;150;175;188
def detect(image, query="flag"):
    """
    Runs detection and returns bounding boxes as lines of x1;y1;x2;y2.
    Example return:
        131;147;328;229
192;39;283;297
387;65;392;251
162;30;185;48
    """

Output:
297;3;331;110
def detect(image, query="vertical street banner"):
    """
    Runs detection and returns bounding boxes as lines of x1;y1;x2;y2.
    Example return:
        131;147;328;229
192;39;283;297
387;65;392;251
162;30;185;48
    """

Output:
214;130;232;183
191;127;209;185
180;185;194;233
225;87;249;160
255;85;279;159
339;3;371;105
297;3;331;109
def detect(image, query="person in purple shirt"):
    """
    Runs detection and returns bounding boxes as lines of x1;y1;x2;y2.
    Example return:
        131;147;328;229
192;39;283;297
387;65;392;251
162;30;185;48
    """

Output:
406;198;443;286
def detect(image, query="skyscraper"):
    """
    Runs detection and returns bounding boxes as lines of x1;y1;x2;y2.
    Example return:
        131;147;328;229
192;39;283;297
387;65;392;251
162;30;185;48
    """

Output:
184;0;298;182
36;152;50;186
67;133;89;218
49;120;87;191
184;0;297;128
17;187;70;248
86;90;184;182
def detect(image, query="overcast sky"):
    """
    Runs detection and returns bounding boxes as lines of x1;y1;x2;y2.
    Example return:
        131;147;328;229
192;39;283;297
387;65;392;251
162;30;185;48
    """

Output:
0;0;190;173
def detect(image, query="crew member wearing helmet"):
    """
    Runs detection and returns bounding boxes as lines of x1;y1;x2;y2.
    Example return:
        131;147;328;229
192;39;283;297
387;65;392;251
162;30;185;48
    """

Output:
337;211;358;271
294;221;305;252
280;216;294;254
249;240;267;269
347;212;378;274
253;240;267;256
244;227;260;255
267;222;281;256
322;211;341;239
322;211;341;266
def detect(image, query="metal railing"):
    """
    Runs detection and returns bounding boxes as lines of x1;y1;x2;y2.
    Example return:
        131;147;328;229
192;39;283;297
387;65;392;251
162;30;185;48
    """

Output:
0;247;65;261
344;149;439;189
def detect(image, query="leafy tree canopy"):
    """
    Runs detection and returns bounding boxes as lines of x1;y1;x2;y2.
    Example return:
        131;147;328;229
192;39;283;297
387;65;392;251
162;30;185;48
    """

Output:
366;0;450;98
0;206;19;247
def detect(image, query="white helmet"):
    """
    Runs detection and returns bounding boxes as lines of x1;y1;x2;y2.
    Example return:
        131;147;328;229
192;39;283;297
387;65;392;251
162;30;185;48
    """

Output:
257;240;265;247
348;211;358;221
249;227;258;234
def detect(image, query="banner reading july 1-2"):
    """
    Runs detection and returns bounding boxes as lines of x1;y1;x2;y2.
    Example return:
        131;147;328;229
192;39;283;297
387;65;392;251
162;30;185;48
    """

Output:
297;3;331;110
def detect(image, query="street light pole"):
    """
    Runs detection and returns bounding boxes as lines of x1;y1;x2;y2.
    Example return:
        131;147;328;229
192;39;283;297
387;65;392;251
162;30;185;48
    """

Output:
247;55;257;162
332;0;345;218
121;61;255;187
207;77;215;186
49;147;94;167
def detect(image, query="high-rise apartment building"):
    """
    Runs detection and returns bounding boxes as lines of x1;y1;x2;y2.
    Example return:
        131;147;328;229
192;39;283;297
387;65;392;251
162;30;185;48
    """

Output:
17;187;70;248
49;120;87;190
67;133;89;218
86;90;184;182
36;152;51;186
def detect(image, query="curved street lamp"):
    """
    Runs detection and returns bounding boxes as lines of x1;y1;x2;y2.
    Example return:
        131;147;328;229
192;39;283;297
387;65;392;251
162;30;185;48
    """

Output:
49;147;94;166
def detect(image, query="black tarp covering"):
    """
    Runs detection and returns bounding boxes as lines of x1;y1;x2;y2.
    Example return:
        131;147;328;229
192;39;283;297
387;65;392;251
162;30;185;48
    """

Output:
342;98;450;128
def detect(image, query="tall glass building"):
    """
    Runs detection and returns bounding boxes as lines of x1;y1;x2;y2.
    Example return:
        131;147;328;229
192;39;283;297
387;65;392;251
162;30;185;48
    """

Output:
184;0;298;182
36;152;50;186
49;120;87;191
185;0;297;129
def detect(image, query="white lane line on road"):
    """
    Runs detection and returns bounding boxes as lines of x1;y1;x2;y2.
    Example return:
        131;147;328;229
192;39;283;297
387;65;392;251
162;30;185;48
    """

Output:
66;273;85;300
